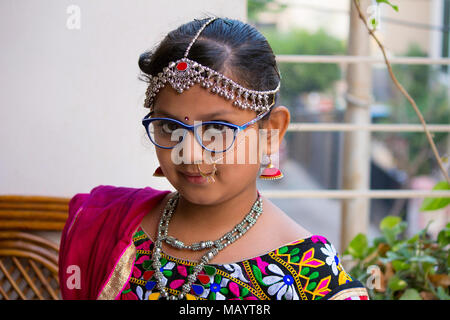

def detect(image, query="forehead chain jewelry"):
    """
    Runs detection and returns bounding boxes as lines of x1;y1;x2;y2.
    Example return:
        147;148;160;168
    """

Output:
143;16;281;114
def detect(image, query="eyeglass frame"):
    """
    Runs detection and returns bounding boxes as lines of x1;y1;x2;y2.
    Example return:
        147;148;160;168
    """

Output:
141;109;270;153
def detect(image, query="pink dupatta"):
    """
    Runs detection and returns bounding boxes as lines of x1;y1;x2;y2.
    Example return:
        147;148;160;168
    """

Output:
58;185;171;300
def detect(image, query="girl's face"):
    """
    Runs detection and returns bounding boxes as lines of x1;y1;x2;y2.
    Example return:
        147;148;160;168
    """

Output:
152;83;266;205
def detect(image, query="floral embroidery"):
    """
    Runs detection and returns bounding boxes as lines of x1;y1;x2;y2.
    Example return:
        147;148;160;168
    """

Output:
223;263;250;283
262;264;299;300
120;227;369;300
310;275;332;299
121;282;138;300
208;275;229;300
320;243;340;276
311;235;327;244
338;270;353;285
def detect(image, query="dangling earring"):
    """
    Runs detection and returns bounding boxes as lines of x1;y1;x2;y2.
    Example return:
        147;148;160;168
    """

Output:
153;166;165;177
259;155;283;180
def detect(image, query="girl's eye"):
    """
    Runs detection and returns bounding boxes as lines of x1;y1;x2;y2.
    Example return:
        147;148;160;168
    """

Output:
204;123;228;132
160;120;181;133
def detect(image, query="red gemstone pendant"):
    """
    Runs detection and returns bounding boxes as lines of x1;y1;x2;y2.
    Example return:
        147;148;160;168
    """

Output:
176;62;188;71
143;270;155;281
197;274;210;285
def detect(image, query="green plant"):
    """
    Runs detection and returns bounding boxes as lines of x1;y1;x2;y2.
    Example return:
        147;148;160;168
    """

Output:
247;0;287;21
261;27;346;108
420;181;450;212
344;215;450;300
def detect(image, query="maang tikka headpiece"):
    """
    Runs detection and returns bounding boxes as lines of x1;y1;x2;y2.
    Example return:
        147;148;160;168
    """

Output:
143;16;281;114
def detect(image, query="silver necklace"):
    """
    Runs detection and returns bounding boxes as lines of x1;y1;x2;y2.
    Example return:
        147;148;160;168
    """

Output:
151;191;263;300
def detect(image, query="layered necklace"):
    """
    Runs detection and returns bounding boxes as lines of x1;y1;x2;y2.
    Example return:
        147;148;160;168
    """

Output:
151;190;263;300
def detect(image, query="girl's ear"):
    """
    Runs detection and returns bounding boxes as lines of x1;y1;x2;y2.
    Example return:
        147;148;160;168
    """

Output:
263;105;290;155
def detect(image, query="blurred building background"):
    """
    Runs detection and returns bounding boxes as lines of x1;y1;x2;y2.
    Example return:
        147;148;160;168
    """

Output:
252;0;450;248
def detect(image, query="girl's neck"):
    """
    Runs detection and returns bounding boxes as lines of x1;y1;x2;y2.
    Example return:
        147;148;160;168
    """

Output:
168;185;260;238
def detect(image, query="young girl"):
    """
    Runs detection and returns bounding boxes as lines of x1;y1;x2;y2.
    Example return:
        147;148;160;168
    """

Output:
58;16;369;300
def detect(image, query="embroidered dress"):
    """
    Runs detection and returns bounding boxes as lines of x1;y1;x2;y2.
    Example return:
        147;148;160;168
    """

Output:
59;185;369;300
120;228;369;300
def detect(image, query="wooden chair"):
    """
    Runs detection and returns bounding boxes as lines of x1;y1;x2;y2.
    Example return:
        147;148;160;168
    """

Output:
0;195;69;300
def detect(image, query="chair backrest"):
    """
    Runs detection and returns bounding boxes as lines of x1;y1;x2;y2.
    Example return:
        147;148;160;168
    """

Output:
0;195;69;300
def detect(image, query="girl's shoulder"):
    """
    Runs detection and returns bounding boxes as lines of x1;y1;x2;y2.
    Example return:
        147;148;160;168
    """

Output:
59;184;172;299
246;234;369;300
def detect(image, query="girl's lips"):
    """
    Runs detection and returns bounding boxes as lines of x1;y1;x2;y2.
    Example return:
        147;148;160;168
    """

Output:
182;171;201;176
180;172;207;184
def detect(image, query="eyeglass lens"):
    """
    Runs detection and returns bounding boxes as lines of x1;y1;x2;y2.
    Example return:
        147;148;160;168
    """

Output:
147;119;236;152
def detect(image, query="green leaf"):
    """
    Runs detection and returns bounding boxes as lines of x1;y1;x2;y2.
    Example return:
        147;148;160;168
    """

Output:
380;216;401;230
220;287;229;295
310;271;319;280
290;247;300;256
134;230;144;237
300;267;310;276
163;270;172;277
203;265;217;276
436;286;450;300
279;246;288;254
419;181;450;211
306;282;317;291
385;251;403;262
409;255;438;264
142;260;153;270
407;234;419;244
370;18;378;29
380;216;405;245
376;0;399;12
346;233;368;259
399;289;422;300
437;226;450;247
392;260;410;271
252;265;267;286
388;275;407;292
446;253;450;272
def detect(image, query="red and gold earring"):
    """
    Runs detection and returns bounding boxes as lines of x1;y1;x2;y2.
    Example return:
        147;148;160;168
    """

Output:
259;155;283;180
153;166;165;177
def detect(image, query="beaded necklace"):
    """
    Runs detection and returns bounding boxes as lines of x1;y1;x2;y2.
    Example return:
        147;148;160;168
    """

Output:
151;190;263;300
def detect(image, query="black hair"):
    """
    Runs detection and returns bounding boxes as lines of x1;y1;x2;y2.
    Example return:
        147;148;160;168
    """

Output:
138;16;281;127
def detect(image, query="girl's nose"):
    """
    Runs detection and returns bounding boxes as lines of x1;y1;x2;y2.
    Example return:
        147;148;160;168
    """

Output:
176;130;205;165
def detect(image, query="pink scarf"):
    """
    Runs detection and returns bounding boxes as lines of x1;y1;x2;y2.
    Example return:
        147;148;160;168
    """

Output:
58;185;171;299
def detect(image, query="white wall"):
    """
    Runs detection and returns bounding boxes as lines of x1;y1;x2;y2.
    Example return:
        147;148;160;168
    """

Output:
0;0;246;197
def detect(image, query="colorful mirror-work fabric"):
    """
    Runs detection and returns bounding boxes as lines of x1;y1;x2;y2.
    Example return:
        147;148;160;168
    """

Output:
120;228;369;300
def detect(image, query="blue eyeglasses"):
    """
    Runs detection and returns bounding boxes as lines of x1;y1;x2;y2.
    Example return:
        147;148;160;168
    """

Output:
142;110;269;153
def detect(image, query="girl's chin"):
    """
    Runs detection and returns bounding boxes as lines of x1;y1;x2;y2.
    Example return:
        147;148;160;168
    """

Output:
175;186;221;206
